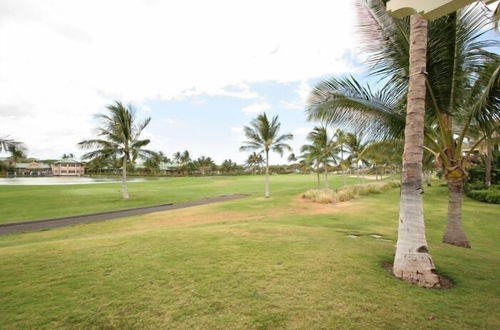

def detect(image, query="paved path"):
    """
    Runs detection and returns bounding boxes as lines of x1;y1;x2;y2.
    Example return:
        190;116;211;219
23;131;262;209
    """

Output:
0;194;248;236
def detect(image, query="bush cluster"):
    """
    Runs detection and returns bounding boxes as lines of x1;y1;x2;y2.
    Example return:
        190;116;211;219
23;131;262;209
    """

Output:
464;183;500;204
302;181;400;204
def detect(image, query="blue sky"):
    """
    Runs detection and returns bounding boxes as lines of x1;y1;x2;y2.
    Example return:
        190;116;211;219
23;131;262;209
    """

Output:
0;0;498;164
141;79;328;164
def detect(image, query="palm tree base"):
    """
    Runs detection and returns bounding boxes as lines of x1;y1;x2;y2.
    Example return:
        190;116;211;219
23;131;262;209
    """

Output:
393;254;442;288
444;177;470;248
442;237;471;248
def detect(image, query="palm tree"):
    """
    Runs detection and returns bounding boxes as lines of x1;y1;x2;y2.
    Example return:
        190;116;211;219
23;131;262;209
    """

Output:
342;132;370;183
8;144;27;163
308;0;444;287
195;156;215;175
308;2;498;250
333;129;350;186
0;137;25;155
144;151;168;174
173;151;182;164
394;12;441;287
179;150;191;175
79;101;155;199
301;140;323;187
180;150;191;164
245;152;263;175
300;127;338;188
220;159;237;174
287;153;297;163
359;139;404;180
240;113;293;198
493;1;499;30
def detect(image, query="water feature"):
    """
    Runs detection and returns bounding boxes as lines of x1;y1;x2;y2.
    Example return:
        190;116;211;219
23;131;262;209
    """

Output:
0;176;166;185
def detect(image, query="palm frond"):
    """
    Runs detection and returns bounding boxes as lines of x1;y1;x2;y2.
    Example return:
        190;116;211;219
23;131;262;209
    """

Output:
307;76;405;140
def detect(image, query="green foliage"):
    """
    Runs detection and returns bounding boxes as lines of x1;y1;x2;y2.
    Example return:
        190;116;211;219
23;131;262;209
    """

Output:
465;183;500;204
466;149;500;185
466;187;500;204
79;101;155;166
240;113;293;157
307;1;500;174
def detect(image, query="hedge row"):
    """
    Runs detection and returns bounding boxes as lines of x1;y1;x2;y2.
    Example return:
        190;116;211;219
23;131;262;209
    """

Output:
464;183;500;204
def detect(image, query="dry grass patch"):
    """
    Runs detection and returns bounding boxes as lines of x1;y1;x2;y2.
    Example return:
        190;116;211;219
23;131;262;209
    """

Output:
302;181;400;204
128;195;362;233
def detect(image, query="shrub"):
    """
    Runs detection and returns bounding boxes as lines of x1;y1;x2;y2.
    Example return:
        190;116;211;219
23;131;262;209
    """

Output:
464;181;486;193
466;186;500;204
302;181;400;204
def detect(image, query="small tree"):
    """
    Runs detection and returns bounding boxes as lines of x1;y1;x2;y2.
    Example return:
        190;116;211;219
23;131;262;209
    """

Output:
301;127;339;188
240;113;293;198
79;101;155;199
195;156;215;175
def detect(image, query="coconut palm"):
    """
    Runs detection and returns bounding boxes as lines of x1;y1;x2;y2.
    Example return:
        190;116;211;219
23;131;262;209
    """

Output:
359;139;404;180
309;1;498;251
300;140;323;187
308;0;442;287
195;156;215;175
220;159;237;174
301;127;338;188
342;132;371;183
79;101;155;199
144;151;169;174
245;152;264;175
240;113;293;198
0;137;25;155
173;151;182;164
493;1;500;30
287;153;297;163
394;13;441;287
8;144;27;163
180;150;191;164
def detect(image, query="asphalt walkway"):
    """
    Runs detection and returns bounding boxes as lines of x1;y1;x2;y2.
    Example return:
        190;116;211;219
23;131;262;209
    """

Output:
0;194;247;236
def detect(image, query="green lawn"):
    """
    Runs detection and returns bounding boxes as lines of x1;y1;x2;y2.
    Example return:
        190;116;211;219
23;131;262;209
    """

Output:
0;174;360;224
0;175;499;329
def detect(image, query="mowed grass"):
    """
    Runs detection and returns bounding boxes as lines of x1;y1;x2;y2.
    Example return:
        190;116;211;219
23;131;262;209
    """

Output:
0;174;359;223
0;176;499;329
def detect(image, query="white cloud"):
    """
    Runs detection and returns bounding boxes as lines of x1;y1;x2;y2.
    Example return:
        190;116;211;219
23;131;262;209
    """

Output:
297;81;312;104
293;126;313;136
0;0;358;158
231;126;244;134
242;102;272;115
282;80;313;110
160;118;176;125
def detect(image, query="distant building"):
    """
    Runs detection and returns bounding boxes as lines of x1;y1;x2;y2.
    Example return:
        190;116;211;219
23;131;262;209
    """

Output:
51;159;85;176
158;162;181;174
13;161;52;176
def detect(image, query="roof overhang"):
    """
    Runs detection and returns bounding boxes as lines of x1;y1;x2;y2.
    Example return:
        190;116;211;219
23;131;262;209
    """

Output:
387;0;496;20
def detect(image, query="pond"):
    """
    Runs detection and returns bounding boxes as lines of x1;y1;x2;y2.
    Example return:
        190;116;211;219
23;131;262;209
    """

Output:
0;177;163;185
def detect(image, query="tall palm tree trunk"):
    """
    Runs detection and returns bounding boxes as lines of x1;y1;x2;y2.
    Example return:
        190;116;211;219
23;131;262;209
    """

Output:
264;150;270;198
393;15;440;288
324;161;329;188
485;136;492;188
316;164;320;188
443;177;470;247
121;156;129;200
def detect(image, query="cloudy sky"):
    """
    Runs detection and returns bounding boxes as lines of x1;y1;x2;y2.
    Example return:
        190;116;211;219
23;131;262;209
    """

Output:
1;0;495;164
